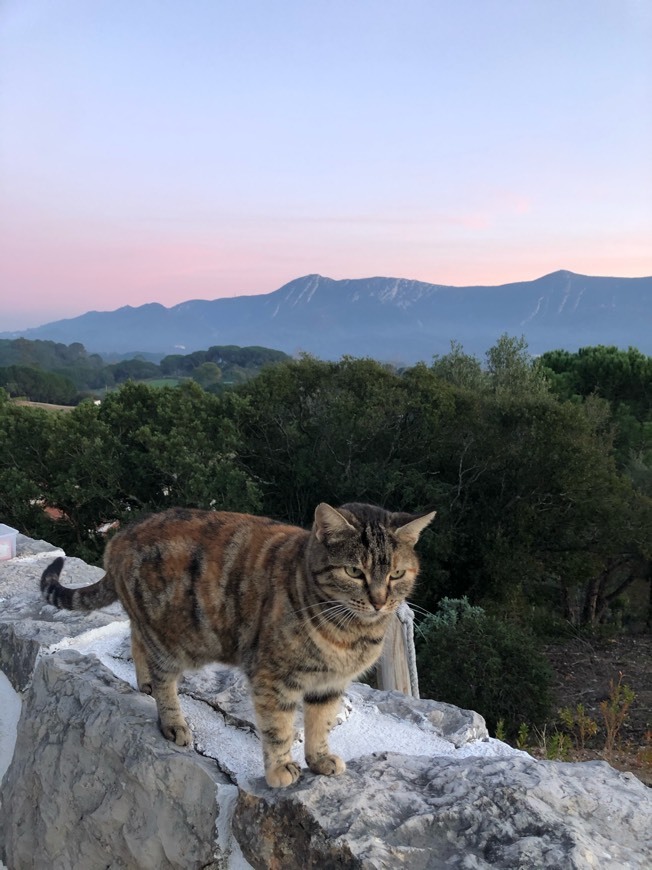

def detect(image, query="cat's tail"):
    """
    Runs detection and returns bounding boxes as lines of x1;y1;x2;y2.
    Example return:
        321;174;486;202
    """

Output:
41;557;118;611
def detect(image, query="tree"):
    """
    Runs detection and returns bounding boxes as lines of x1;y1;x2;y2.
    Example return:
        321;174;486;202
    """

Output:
159;354;186;376
0;381;262;564
431;341;484;391
234;355;452;527
40;400;127;561
541;345;652;410
107;358;161;384
94;381;260;518
0;365;79;404
485;334;549;397
192;361;222;390
0;390;56;538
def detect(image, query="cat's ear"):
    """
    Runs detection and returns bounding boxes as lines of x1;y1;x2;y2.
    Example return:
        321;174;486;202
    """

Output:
314;503;356;542
393;510;436;545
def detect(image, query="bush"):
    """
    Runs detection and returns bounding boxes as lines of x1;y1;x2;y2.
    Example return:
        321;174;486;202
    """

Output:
416;600;553;736
420;596;485;630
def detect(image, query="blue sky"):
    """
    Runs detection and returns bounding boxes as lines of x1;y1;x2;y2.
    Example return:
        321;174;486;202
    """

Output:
1;0;651;329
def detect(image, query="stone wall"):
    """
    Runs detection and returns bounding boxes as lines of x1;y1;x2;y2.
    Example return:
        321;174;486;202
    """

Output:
1;534;651;869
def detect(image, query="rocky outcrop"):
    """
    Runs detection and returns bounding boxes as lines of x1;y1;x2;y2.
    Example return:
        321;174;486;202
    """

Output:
2;651;228;870
1;534;651;869
234;753;652;869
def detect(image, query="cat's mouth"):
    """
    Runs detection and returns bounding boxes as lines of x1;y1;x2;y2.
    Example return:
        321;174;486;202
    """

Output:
313;599;394;625
356;603;394;621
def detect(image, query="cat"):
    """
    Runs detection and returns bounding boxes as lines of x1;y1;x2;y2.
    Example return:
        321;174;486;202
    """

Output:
41;502;435;788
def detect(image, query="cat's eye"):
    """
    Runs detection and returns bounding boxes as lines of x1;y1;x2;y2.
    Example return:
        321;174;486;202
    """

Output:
344;566;365;579
389;568;406;579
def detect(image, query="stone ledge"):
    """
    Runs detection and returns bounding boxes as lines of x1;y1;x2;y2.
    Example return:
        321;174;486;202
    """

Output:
0;538;126;691
0;651;233;870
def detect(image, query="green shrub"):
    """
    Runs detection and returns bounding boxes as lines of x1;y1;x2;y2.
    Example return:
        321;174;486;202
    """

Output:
420;595;485;630
416;599;553;736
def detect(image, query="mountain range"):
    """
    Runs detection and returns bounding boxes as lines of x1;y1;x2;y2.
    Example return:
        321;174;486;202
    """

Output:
3;270;651;363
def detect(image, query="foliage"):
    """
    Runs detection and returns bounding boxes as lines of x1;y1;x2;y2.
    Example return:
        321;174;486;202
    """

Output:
539;344;652;626
433;335;549;397
0;338;108;391
431;341;484;390
192;361;222;389
600;673;636;759
416;600;553;735
94;380;261;514
0;365;80;405
0;337;97;368
541;345;652;470
0;389;58;538
541;345;652;411
545;730;572;761
485;334;549;397
2;335;652;631
419;596;485;630
515;722;530;751
158;345;290;388
0;382;261;563
512;677;637;765
0;338;290;403
558;704;598;752
106;358;161;384
233;354;452;526
228;343;652;622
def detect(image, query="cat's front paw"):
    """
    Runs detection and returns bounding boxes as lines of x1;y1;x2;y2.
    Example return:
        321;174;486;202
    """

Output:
307;753;346;777
159;718;193;747
265;761;302;788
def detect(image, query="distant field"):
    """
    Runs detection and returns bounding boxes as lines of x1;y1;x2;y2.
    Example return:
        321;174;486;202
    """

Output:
12;378;187;408
140;377;184;388
92;377;186;397
13;400;76;412
98;377;185;395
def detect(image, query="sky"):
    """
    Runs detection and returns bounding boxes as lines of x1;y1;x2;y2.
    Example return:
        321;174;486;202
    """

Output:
1;0;651;331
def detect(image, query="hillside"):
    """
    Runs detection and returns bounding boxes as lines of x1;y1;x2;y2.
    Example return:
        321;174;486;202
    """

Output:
3;271;652;362
0;340;291;403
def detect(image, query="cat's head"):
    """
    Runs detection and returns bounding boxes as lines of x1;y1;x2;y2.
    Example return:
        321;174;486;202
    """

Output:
308;502;436;620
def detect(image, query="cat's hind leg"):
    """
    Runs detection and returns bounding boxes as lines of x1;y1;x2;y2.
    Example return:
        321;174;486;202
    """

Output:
130;624;191;746
303;690;346;777
130;626;153;695
150;667;192;747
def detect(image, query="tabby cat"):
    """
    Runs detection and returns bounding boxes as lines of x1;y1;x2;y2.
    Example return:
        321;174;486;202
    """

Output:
41;502;435;788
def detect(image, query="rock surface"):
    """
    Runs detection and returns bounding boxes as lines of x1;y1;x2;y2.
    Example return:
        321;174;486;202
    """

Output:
1;535;651;869
1;651;228;870
0;534;125;690
235;753;650;869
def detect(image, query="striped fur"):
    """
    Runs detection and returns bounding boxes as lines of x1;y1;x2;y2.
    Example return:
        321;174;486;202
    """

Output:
40;502;435;788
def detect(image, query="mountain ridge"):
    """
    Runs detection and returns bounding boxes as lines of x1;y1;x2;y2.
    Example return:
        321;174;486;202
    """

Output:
3;270;651;362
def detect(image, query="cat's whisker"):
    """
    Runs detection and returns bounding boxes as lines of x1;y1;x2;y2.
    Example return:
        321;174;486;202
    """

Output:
292;600;341;615
406;602;435;618
311;603;361;636
317;604;353;628
294;602;351;639
308;604;338;621
292;599;342;616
